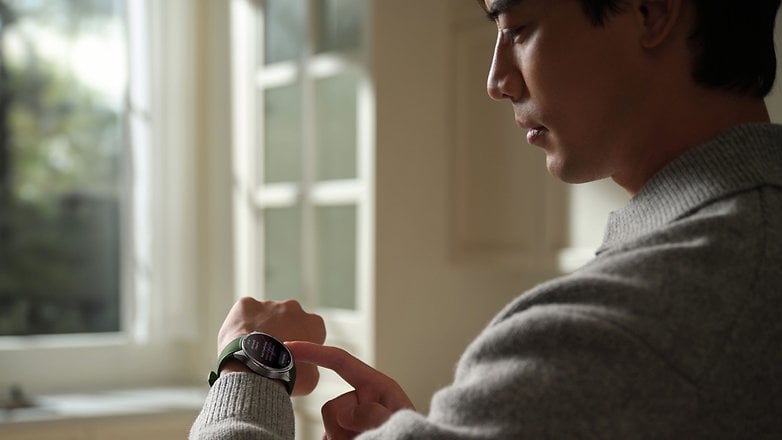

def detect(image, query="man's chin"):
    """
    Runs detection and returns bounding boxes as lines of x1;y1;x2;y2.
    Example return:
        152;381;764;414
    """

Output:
545;156;606;185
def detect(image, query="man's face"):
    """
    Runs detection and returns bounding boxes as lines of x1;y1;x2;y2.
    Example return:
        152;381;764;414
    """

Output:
484;0;649;184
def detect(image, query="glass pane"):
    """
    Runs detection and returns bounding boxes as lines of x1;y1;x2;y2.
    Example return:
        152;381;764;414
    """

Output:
314;72;358;181
263;207;302;302
315;0;365;54
263;0;306;65
263;84;303;183
0;0;126;336
315;205;356;310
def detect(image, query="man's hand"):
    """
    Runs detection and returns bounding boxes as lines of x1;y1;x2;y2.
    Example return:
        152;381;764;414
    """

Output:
287;341;415;440
217;297;326;396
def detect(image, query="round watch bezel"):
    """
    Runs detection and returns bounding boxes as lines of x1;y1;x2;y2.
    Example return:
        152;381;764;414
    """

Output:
235;331;293;379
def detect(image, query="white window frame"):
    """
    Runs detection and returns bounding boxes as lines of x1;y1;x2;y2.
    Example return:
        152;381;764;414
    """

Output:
0;0;201;393
230;0;375;361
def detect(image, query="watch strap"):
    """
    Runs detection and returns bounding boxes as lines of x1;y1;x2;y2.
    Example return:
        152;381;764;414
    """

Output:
208;335;244;387
286;361;297;395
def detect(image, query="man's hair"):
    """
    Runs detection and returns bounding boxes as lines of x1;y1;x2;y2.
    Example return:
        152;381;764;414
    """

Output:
582;0;782;98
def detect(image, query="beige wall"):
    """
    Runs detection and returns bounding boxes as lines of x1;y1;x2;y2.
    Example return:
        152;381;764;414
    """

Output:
371;0;564;411
767;7;782;121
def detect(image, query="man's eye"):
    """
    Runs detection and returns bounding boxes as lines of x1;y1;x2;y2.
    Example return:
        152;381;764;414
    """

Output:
500;26;526;43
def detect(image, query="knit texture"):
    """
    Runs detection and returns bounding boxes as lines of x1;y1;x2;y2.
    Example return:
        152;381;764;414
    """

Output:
190;372;294;439
191;123;782;439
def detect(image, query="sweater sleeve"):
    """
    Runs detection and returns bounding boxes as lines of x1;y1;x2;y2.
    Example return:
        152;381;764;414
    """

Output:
189;372;295;440
353;300;697;439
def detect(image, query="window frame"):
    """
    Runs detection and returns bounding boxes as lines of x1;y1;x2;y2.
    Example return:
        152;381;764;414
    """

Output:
231;0;375;359
0;0;203;393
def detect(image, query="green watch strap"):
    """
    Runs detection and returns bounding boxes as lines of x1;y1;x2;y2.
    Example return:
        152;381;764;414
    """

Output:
207;334;297;395
208;335;244;387
287;362;297;395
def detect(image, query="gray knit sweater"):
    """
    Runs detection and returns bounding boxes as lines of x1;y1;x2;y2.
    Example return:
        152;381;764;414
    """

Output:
191;123;782;439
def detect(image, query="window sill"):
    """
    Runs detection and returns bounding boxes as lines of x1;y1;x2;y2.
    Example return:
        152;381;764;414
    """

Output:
0;386;207;426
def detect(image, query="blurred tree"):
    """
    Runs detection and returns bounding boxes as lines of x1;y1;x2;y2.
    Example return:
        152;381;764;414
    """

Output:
0;0;124;336
0;0;16;205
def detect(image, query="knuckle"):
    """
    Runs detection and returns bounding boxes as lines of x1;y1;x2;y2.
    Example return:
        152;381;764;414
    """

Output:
282;299;304;312
312;315;327;336
236;296;258;309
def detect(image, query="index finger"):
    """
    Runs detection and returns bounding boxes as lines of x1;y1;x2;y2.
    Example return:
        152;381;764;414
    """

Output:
286;341;387;389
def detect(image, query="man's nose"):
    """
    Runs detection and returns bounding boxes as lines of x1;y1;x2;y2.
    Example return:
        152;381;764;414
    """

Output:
487;32;521;101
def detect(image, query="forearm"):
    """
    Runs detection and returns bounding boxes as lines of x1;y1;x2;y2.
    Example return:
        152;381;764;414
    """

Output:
190;373;295;440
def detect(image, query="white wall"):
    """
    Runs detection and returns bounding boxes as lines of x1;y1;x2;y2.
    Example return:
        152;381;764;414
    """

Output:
767;7;782;121
371;0;564;411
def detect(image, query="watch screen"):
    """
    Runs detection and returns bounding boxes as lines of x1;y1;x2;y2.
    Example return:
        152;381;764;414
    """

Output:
243;333;291;369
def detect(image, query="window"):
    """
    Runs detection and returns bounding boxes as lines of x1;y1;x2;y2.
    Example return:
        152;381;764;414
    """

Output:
232;0;374;355
0;0;205;393
0;0;127;336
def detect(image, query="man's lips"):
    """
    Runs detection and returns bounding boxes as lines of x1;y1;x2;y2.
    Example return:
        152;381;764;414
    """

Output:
526;126;548;145
514;115;547;145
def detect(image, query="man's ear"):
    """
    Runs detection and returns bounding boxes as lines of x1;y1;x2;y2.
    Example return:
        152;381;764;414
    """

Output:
636;0;684;49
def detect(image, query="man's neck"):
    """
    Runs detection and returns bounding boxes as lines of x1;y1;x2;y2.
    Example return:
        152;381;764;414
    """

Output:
612;90;770;196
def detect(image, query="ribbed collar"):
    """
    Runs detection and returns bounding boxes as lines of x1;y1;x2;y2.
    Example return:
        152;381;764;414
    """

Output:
598;123;782;253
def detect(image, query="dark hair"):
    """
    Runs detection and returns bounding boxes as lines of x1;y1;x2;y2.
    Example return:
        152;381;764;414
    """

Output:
581;0;782;97
578;0;630;26
688;0;781;97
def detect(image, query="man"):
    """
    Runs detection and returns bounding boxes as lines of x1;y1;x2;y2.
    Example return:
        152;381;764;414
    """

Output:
191;0;782;438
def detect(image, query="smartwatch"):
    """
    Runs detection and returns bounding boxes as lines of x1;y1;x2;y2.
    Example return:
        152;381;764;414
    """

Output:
208;331;296;395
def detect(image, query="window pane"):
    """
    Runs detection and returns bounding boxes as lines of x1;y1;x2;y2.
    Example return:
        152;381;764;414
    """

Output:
263;84;302;183
0;0;126;336
315;72;358;181
263;207;303;302
315;205;356;310
315;0;365;54
262;0;306;65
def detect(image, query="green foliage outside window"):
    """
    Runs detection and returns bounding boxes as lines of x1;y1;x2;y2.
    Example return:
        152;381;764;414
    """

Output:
0;0;124;336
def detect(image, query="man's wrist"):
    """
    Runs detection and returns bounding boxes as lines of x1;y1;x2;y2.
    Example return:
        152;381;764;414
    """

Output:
219;358;289;392
220;358;252;375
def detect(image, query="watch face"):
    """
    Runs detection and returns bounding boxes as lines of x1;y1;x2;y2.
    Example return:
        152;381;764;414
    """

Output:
242;332;292;369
